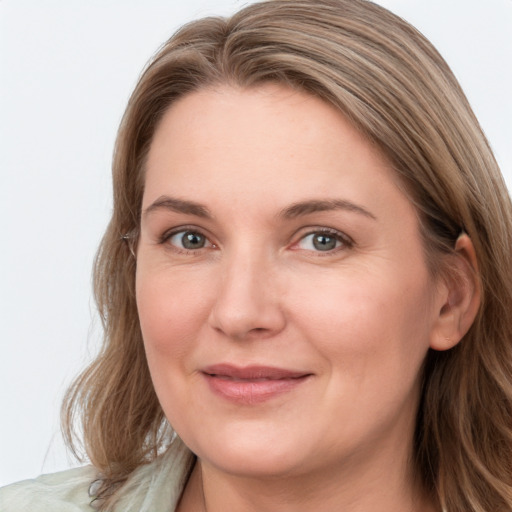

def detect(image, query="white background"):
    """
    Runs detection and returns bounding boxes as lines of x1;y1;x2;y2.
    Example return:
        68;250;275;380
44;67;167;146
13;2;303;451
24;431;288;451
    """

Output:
1;0;511;487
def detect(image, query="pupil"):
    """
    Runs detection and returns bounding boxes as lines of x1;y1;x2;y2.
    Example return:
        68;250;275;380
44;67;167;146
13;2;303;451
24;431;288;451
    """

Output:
313;234;336;251
182;232;205;249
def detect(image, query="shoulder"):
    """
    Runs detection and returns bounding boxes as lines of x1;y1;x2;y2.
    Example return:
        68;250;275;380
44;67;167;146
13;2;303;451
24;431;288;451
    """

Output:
0;466;97;512
0;439;194;512
112;438;195;512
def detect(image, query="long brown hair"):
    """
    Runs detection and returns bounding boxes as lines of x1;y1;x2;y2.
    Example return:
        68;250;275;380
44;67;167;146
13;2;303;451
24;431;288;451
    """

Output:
63;1;512;510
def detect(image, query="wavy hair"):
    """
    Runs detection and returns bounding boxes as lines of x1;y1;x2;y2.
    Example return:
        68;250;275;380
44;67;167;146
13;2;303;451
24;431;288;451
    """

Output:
62;1;512;510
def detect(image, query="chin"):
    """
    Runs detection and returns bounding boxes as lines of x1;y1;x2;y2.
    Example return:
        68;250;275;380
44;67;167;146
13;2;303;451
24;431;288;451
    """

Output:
179;421;314;478
204;448;305;479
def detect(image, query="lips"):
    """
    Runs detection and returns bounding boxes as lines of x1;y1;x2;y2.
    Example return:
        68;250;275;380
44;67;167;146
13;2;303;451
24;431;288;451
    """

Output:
201;364;312;404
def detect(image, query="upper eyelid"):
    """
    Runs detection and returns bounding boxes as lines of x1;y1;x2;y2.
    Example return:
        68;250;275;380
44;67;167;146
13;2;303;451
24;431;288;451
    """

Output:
292;226;353;244
160;227;216;254
160;225;213;242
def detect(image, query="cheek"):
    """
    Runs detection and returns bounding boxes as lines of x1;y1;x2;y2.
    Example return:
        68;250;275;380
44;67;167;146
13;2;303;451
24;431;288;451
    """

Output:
135;266;213;362
285;269;434;444
135;266;218;427
287;267;434;376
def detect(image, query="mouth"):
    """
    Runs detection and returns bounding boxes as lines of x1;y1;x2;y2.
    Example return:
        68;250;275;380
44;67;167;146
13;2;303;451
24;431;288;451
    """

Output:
201;364;313;404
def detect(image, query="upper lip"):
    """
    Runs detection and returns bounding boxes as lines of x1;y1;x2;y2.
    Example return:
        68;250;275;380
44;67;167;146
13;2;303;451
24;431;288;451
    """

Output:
201;364;311;380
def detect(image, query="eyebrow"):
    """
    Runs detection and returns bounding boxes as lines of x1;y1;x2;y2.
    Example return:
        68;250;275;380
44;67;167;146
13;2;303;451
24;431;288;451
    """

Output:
142;195;376;221
279;199;377;220
143;196;212;219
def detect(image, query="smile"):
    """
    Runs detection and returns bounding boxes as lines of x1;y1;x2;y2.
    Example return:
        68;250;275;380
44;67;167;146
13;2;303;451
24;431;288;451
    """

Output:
201;364;312;404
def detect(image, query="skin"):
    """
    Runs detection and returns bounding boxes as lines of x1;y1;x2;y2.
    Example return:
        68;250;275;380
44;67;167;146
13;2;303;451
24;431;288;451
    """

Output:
136;84;479;512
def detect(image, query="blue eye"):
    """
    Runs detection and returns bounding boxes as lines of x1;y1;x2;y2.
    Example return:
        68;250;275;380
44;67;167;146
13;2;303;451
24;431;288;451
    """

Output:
168;230;210;250
297;231;346;252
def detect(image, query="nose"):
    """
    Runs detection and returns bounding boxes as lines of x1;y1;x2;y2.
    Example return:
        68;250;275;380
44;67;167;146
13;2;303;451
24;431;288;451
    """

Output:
208;250;286;341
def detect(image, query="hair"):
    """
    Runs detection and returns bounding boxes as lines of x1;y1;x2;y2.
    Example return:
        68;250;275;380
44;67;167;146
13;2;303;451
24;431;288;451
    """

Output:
62;1;512;510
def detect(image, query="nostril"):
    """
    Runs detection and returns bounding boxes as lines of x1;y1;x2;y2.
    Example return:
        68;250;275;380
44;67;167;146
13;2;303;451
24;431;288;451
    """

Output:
207;278;286;340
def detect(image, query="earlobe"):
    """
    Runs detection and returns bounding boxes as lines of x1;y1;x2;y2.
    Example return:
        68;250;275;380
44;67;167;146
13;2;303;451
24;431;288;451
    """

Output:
429;233;481;351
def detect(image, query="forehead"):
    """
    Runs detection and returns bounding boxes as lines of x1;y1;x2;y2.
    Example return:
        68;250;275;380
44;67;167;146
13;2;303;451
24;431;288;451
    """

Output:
144;84;402;209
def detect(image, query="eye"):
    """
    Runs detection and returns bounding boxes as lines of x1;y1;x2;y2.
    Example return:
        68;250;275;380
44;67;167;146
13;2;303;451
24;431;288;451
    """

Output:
296;230;350;252
167;230;213;251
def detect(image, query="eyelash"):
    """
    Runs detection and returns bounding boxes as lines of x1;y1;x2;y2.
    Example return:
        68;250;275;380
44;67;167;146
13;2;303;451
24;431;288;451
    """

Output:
158;226;215;255
158;226;353;256
291;227;353;255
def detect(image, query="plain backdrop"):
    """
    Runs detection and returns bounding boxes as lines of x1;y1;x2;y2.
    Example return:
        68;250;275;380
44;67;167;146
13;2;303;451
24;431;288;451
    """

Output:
1;0;511;487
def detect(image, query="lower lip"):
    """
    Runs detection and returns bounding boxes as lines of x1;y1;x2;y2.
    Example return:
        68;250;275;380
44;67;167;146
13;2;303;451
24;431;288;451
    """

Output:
202;373;310;404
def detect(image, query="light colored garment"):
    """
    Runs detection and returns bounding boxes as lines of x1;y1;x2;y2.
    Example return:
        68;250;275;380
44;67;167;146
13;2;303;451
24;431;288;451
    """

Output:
0;439;194;512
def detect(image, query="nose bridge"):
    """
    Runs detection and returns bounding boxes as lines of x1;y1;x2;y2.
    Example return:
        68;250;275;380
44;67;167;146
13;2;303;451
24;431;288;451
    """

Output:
208;244;285;339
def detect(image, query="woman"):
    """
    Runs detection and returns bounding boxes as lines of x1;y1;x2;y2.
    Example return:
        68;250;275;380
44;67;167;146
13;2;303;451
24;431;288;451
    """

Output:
2;0;512;510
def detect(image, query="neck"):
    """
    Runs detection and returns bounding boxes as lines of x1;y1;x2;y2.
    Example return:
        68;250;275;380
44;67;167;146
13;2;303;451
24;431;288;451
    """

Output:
177;450;438;512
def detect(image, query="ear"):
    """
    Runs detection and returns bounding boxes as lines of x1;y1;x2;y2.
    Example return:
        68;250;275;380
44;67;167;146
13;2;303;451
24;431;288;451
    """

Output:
429;233;481;351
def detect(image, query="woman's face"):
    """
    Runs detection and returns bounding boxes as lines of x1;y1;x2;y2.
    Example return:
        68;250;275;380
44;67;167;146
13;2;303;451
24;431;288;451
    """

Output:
136;84;446;480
